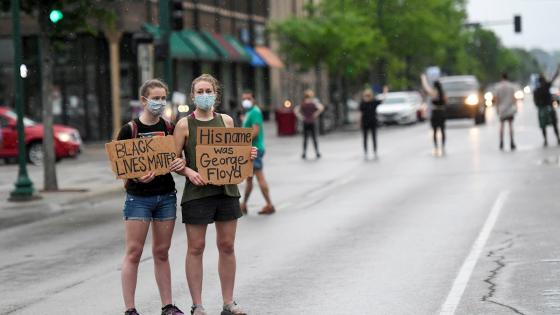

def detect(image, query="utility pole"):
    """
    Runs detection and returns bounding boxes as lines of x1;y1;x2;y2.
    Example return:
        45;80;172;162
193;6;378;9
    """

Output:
159;0;173;90
9;0;38;201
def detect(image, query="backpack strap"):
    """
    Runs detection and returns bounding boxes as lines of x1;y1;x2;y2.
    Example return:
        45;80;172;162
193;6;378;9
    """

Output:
162;118;173;135
128;120;138;139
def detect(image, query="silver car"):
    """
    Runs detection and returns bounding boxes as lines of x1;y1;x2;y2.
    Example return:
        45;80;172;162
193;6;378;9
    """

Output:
377;92;426;125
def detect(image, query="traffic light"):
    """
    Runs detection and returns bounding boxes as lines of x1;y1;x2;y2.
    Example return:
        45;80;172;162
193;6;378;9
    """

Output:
171;0;183;30
49;9;63;24
154;39;169;60
514;15;521;33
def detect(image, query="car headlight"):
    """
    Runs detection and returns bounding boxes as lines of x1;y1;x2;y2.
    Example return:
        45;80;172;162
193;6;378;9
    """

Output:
57;132;72;142
465;94;479;106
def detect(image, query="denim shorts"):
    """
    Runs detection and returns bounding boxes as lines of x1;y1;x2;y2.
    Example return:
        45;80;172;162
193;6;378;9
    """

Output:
253;149;265;171
123;191;177;221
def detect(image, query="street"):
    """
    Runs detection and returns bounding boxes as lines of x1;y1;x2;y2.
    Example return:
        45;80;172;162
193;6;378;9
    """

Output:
2;98;560;315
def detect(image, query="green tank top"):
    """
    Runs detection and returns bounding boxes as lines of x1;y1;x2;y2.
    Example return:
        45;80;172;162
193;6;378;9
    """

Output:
181;112;240;204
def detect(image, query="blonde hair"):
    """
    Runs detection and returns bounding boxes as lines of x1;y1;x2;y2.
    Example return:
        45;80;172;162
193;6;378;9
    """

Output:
362;88;374;100
190;73;221;105
303;89;315;99
139;79;168;99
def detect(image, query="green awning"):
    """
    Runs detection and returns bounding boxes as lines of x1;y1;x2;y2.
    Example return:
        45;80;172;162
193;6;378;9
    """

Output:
142;23;196;59
170;32;197;59
223;35;251;62
179;30;220;61
143;23;160;38
200;31;230;59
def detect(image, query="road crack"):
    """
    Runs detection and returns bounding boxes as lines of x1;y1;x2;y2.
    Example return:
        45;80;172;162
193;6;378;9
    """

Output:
481;232;526;315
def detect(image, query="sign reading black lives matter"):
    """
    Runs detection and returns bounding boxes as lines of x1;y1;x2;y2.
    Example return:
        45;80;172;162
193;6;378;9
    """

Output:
105;136;178;179
196;127;253;185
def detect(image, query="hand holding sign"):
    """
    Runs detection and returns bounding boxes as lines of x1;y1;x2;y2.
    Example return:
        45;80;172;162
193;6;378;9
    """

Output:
196;127;253;185
105;135;178;179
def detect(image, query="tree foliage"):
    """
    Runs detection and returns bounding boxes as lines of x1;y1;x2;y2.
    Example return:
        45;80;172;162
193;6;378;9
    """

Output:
270;0;539;89
1;0;116;37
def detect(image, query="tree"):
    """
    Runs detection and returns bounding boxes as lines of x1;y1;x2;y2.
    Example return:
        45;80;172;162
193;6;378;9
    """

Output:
1;0;115;191
270;0;384;124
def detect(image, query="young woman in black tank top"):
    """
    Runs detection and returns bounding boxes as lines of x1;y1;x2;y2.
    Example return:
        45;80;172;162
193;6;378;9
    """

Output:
173;74;256;315
421;74;448;155
117;79;186;315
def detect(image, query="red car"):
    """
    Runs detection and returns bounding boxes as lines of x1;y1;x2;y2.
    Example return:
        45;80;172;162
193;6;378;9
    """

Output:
0;106;82;165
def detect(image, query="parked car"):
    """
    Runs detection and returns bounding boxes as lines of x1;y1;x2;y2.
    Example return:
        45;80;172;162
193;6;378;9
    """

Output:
439;75;486;124
377;91;426;125
0;106;82;165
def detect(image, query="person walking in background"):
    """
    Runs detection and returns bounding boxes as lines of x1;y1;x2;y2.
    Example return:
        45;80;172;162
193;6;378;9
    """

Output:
173;74;255;315
493;73;518;150
240;90;276;215
421;74;447;155
534;66;560;147
295;89;324;159
359;86;387;160
117;79;186;315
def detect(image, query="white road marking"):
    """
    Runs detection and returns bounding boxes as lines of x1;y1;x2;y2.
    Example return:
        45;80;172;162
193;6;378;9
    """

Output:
439;190;510;315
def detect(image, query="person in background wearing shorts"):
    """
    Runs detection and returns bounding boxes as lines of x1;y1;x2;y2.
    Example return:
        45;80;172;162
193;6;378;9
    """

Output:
534;66;560;147
421;74;448;155
117;79;186;315
493;73;518;150
174;74;257;315
240;90;276;215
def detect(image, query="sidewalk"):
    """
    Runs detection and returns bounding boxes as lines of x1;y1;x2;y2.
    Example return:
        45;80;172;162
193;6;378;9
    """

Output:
0;120;301;229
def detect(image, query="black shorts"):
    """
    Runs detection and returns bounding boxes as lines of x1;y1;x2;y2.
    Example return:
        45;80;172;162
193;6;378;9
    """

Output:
181;195;242;225
500;116;514;122
431;110;446;128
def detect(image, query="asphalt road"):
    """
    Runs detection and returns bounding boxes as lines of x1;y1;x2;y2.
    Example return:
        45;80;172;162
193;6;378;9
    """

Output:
1;97;560;315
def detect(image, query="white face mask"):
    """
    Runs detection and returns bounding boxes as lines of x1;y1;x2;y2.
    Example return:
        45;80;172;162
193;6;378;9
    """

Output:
242;99;253;109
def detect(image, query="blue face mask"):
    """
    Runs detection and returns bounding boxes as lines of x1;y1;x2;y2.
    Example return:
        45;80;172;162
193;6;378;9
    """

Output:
194;93;216;111
144;97;166;116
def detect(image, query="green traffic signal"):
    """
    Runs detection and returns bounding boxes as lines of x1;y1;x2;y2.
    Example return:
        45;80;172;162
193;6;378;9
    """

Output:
49;9;63;24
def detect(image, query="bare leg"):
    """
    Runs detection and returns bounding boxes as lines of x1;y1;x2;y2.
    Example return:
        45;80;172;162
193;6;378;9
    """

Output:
241;176;253;211
499;121;504;149
185;224;208;305
215;220;238;304
152;220;175;306
255;170;273;207
553;123;560;144
509;120;516;149
122;221;150;310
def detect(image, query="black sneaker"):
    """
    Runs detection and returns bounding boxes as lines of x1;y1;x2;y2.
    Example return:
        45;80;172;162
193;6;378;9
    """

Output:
125;308;140;315
162;304;184;315
510;143;516;151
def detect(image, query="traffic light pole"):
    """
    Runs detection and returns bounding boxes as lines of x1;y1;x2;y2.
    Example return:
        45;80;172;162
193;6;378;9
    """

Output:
9;0;37;201
159;0;173;89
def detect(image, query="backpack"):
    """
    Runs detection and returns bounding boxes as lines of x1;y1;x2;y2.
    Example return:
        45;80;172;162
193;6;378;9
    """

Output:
128;118;173;139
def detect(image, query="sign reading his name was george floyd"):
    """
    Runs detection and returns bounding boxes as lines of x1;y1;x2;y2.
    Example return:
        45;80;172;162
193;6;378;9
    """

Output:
196;127;253;185
105;136;178;179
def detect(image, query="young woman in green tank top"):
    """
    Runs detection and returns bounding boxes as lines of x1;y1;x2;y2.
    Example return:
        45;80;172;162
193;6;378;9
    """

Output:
173;74;256;315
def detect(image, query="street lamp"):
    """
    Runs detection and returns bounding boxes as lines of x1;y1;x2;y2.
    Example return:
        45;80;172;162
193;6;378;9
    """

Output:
9;0;38;201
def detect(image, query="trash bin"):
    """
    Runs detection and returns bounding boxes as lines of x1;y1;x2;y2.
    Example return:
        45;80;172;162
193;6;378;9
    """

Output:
275;108;296;136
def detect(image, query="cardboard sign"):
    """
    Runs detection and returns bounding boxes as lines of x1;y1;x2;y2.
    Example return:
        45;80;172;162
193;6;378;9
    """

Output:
195;127;253;185
105;136;178;179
